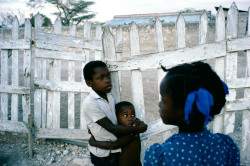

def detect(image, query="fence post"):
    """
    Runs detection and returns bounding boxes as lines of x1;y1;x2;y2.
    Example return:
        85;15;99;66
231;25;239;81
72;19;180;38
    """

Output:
116;26;123;61
34;13;42;128
242;7;250;165
213;6;226;134
199;11;207;45
0;21;8;120
176;13;185;48
68;23;76;129
95;24;103;60
225;2;238;134
22;19;32;123
11;16;19;121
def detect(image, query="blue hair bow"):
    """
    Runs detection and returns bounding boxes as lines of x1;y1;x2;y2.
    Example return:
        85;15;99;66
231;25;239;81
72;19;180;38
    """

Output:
221;81;229;95
184;88;214;126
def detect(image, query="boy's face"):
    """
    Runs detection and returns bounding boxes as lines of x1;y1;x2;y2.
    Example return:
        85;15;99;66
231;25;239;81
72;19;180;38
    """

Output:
86;67;112;94
117;107;136;126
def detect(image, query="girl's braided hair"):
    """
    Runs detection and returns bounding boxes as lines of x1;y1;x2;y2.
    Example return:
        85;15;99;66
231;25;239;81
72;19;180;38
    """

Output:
161;62;226;126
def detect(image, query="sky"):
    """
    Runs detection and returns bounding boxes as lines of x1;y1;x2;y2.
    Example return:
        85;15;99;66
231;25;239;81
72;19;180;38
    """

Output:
0;0;249;23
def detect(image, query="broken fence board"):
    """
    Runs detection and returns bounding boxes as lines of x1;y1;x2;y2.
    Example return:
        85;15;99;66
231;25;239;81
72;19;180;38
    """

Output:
0;85;30;94
0;39;31;49
227;36;250;52
0;120;28;133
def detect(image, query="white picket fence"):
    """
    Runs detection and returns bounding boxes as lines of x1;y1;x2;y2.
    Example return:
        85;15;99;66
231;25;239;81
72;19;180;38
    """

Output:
0;2;250;164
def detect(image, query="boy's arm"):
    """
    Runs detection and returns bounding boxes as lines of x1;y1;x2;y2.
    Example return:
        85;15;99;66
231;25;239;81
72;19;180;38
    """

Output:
96;117;147;136
89;135;133;150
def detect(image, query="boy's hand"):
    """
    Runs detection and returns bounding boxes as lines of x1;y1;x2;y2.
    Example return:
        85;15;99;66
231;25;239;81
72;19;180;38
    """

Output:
133;118;141;127
138;121;148;132
89;135;96;146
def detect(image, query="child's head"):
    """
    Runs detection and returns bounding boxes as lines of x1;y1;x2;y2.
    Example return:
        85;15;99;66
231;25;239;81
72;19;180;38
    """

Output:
115;101;136;126
83;61;112;93
159;62;227;131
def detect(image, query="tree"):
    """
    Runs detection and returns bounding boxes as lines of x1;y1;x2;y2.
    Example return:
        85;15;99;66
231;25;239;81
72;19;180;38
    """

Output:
27;0;95;26
179;8;203;13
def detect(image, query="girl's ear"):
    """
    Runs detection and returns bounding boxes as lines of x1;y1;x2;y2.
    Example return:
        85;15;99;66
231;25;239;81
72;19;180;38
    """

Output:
86;80;93;87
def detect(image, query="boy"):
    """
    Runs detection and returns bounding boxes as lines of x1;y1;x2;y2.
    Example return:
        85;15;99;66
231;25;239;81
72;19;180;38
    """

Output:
89;101;142;166
82;61;147;166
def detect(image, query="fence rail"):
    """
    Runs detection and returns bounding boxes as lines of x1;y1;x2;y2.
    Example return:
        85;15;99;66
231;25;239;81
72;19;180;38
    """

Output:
0;2;249;164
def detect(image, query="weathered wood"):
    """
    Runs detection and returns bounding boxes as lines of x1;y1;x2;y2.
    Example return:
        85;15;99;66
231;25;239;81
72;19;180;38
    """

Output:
95;25;103;60
68;61;75;129
216;6;225;41
242;110;250;163
36;128;90;140
11;16;19;121
227;98;250;111
226;2;238;39
0;39;31;49
0;85;30;94
155;18;164;52
224;112;235;134
0;120;28;133
111;72;121;102
35;32;102;50
227;36;250;52
35;48;85;61
28;114;33;158
108;41;226;71
35;42;62;51
157;68;165;99
115;26;123;61
53;17;62;129
0;49;8;120
199;11;207;44
176;13;186;48
130;22;140;56
227;77;250;88
35;13;42;32
23;18;32;123
102;27;116;60
41;60;47;128
83;20;91;63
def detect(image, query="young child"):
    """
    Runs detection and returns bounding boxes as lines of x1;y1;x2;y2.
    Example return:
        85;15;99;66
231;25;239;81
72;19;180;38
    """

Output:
82;61;147;166
144;62;240;166
89;101;142;166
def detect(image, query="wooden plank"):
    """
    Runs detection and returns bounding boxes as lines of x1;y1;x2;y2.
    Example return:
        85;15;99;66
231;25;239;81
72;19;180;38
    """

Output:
35;48;85;61
157;69;165;99
227;98;250;111
0;49;8;120
242;110;250;163
36;128;90;140
0;85;30;94
224;112;235;134
215;6;225;41
23;18;32;123
102;27;116;60
227;36;250;52
95;25;103;60
41;60;47;128
47;60;54;128
35;32;102;50
140;119;176;139
0;39;31;49
80;62;88;130
108;41;226;71
52;16;62;129
226;2;238;39
28;114;33;158
176;13;185;48
227;77;250;88
115;26;122;61
199;11;207;44
155;17;164;52
0;120;28;133
130;22;140;56
35;42;62;51
35;13;42;32
11;16;19;121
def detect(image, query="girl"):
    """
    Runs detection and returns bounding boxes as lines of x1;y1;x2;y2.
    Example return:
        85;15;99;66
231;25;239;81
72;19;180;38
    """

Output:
144;62;240;166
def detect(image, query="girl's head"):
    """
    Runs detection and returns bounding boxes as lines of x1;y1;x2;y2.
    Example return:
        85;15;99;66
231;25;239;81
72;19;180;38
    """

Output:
159;62;227;131
115;101;136;126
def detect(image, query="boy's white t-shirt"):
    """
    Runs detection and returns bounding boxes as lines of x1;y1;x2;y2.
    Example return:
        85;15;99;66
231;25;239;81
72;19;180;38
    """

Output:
83;89;121;157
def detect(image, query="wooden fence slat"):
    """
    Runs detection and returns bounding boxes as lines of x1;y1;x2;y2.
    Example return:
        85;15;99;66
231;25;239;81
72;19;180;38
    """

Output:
41;60;47;128
130;22;140;56
47;60;54;128
0;39;31;49
216;6;225;41
108;41;226;71
225;2;238;134
0;85;30;94
23;18;32;123
199;11;208;45
155;18;164;52
227;36;250;52
176;13;186;48
115;26;123;61
227;98;250;111
34;14;43;128
11;16;19;121
95;24;103;60
52;16;62;129
68;23;76;129
0;49;8;120
0;120;28;133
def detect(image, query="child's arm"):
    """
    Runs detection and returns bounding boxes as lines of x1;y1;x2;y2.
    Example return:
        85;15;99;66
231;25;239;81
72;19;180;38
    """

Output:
96;117;147;136
89;135;133;149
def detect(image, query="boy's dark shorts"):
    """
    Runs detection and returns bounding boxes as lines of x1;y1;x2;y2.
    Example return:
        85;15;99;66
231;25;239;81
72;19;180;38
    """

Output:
90;152;120;166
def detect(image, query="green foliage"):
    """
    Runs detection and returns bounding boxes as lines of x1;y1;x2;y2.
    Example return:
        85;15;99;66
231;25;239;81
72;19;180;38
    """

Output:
30;14;52;27
179;8;203;13
27;0;95;26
